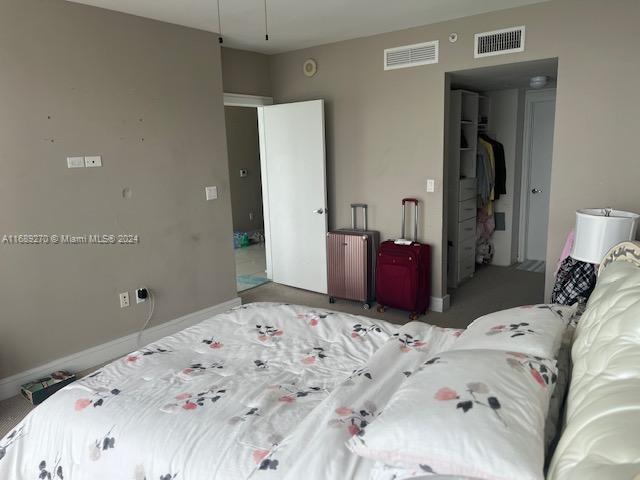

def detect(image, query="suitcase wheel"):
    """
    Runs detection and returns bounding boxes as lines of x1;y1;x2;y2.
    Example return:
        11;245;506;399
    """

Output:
409;312;419;321
363;303;371;310
329;297;336;304
376;305;386;313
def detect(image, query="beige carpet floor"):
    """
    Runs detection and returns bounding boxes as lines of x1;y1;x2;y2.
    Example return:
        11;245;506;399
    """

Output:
0;264;543;439
241;264;545;330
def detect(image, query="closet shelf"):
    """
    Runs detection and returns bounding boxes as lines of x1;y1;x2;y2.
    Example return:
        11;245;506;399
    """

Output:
448;89;486;289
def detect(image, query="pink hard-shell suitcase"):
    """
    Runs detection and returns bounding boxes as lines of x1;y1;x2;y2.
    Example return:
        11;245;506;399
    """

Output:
327;204;379;309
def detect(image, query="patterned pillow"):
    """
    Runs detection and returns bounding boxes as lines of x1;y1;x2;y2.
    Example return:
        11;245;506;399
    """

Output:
347;349;557;480
449;304;576;359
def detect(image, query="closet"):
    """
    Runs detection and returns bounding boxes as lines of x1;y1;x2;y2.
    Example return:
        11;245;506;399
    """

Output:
447;90;490;288
445;59;558;298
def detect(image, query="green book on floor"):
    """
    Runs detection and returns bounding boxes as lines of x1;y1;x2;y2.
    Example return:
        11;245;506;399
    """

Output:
20;370;76;405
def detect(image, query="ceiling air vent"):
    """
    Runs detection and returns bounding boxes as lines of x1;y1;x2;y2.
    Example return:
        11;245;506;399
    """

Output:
384;40;439;71
474;26;525;58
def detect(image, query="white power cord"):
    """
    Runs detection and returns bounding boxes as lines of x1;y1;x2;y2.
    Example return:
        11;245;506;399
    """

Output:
136;289;155;348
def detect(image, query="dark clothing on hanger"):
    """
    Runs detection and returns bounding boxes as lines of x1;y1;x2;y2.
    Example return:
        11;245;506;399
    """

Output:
479;134;506;199
492;142;506;198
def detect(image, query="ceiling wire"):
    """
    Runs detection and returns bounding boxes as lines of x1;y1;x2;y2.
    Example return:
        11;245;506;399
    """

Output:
264;0;269;41
217;0;223;44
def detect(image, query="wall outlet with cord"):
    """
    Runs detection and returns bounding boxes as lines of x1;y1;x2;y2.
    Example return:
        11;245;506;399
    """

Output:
135;287;155;347
136;287;148;304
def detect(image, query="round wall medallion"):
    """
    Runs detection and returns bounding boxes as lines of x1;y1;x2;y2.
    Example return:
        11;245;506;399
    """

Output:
303;58;318;77
448;33;458;43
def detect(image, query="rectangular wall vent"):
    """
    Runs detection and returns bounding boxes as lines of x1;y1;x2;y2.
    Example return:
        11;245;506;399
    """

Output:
474;26;525;58
384;40;439;70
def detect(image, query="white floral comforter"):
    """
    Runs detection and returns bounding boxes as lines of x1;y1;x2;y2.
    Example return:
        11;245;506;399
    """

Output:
0;302;462;480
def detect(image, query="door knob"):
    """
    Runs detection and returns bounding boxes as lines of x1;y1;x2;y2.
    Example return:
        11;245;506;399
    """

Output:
313;208;326;214
531;188;543;194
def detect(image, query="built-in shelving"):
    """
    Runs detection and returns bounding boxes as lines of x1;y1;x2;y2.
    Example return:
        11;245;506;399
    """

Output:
447;89;489;289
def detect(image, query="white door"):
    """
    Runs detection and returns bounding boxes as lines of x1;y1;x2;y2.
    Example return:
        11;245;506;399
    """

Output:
258;100;328;293
522;89;556;261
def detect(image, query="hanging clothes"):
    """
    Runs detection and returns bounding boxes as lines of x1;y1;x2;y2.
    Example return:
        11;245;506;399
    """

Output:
479;134;506;199
476;137;495;213
475;134;506;265
476;138;495;264
475;208;495;264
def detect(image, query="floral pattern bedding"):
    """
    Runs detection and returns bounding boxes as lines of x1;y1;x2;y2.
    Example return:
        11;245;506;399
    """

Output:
0;303;462;480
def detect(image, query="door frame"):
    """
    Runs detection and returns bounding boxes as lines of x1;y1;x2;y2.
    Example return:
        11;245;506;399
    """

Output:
223;92;273;107
256;106;272;279
223;93;274;279
517;88;556;262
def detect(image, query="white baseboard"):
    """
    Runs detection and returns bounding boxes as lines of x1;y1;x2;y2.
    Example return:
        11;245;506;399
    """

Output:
0;297;241;402
430;295;451;313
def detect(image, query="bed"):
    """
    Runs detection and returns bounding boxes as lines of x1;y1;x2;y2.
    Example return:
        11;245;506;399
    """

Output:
0;300;573;480
547;241;640;480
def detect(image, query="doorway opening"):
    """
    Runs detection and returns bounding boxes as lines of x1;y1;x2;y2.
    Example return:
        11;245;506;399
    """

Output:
224;94;329;295
224;94;272;292
443;58;558;309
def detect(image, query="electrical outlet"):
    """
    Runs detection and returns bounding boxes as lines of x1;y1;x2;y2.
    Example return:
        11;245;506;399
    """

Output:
136;288;148;304
119;292;130;308
426;179;436;193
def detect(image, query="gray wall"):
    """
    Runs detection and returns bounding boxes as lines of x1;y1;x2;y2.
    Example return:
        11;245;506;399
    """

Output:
225;106;264;232
268;0;640;299
221;47;272;96
0;0;236;378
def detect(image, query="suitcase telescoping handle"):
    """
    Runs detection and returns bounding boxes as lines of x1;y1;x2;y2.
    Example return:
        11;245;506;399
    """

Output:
350;203;368;231
401;198;419;241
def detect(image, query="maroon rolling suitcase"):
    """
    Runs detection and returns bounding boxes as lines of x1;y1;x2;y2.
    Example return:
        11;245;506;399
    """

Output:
376;198;431;320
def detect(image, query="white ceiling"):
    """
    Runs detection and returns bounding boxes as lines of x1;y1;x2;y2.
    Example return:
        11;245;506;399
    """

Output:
66;0;548;54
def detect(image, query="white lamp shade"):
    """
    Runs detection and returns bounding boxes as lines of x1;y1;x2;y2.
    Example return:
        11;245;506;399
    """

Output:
571;209;640;264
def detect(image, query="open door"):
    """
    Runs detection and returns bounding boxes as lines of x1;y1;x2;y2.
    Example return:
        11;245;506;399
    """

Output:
258;100;328;294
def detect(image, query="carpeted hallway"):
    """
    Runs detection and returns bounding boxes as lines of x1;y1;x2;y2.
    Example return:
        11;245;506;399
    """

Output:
0;264;543;439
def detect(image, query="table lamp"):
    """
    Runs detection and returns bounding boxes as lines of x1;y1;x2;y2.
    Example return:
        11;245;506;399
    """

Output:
571;208;640;265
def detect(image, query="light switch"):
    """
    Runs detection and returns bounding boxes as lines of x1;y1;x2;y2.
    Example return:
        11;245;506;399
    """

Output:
426;179;436;193
205;186;218;201
67;156;85;168
85;155;102;167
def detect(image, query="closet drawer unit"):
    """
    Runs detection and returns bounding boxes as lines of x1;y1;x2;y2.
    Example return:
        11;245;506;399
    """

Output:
458;255;475;280
457;217;475;243
458;178;477;201
458;198;476;222
457;237;475;260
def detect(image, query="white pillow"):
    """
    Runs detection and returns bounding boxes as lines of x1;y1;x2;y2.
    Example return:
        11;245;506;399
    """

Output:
347;349;557;480
450;304;576;359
